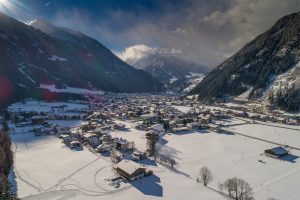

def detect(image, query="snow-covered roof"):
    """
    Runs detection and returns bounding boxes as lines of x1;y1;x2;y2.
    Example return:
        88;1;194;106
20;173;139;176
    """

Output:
150;124;163;131
270;146;288;156
84;133;98;139
114;160;144;175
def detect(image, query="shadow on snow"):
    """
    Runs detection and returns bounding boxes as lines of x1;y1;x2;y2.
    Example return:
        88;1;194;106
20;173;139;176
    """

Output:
130;174;163;197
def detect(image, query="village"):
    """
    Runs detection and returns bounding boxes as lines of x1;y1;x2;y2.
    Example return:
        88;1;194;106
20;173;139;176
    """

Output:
6;93;300;200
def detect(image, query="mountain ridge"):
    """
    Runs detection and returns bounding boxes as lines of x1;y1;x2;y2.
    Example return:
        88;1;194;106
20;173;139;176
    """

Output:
128;52;210;92
0;13;163;105
189;11;300;111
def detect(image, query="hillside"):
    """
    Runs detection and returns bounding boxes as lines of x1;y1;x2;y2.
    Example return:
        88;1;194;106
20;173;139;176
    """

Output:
0;13;162;105
133;54;209;92
190;11;300;111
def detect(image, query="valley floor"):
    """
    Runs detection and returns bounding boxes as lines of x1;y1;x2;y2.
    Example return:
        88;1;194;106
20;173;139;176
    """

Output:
11;131;225;200
9;105;300;200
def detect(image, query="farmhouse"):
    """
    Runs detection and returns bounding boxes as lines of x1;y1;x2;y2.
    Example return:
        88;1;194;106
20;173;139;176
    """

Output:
114;160;152;181
264;146;289;158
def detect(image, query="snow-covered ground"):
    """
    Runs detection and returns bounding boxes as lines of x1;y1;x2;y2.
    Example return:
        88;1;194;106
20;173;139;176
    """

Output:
157;129;300;200
169;77;178;84
39;84;104;95
183;73;205;93
11;132;225;200
10;105;300;200
47;55;67;62
18;64;36;84
215;118;247;126
260;61;300;102
171;105;191;113
110;120;148;151
227;123;300;148
236;87;253;100
9;100;88;113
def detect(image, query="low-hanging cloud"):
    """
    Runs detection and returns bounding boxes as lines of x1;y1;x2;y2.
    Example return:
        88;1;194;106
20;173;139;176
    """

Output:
52;0;300;68
115;44;183;67
116;44;157;66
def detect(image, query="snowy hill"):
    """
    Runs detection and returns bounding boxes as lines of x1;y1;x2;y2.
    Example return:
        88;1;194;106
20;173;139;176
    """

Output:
190;11;300;111
0;13;162;105
131;53;209;93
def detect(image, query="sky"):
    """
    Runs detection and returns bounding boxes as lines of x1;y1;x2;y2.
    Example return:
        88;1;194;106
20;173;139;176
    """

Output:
0;0;300;68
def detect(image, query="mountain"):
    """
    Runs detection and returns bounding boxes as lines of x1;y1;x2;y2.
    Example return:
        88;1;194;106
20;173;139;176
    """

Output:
0;13;162;105
132;53;209;93
190;11;300;111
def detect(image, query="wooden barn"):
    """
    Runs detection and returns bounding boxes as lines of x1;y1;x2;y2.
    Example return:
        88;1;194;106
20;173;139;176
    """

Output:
114;160;152;181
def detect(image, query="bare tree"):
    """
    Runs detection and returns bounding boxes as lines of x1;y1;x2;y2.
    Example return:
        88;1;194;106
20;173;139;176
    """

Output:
170;159;176;168
199;166;212;186
110;148;121;164
219;177;254;200
218;183;224;192
146;132;159;158
128;141;135;150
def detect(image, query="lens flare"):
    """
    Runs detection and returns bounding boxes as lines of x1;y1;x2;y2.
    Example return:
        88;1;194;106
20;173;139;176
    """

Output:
0;0;33;18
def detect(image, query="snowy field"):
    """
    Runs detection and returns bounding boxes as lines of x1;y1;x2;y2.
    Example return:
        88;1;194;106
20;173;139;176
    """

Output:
227;123;300;149
9;101;89;113
11;132;225;200
171;105;192;113
157;129;300;200
10;112;300;200
39;84;104;95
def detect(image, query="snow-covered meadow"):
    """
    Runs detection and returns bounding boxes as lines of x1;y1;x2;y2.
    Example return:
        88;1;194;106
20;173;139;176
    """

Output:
9;100;89;113
8;101;300;200
11;132;225;200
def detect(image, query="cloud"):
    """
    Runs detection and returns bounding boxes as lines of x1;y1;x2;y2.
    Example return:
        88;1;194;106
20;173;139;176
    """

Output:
50;0;300;68
45;1;52;7
115;44;183;66
171;27;187;34
115;44;157;65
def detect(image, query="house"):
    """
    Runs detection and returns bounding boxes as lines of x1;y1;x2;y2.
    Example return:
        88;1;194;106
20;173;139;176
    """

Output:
190;122;201;129
113;123;126;130
57;127;70;135
131;151;147;161
146;124;164;133
135;123;147;131
172;126;192;133
115;138;129;150
95;143;110;153
198;115;211;124
208;124;221;132
51;105;66;113
83;133;100;148
264;146;289;158
59;134;72;143
69;141;81;149
101;134;113;144
31;115;47;124
113;160;152;181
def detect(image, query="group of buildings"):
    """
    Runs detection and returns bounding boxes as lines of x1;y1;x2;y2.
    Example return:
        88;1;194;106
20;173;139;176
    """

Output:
7;94;299;182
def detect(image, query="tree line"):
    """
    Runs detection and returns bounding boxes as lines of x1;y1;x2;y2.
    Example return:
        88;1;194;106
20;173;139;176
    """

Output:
197;166;254;200
0;109;18;199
